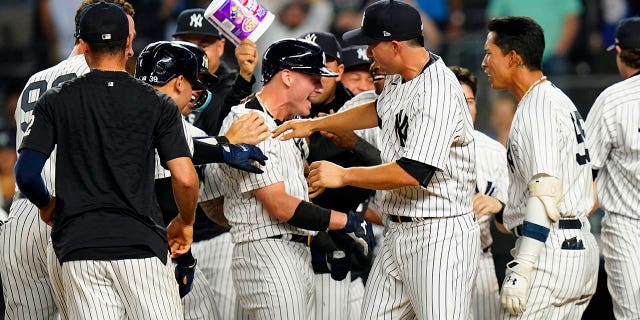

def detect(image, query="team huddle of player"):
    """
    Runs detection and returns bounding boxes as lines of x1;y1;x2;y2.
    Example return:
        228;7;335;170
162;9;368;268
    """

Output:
3;0;640;319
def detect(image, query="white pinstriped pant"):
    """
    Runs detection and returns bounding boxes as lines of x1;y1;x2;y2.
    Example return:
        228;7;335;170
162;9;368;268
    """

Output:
601;213;640;320
0;199;57;319
499;217;598;319
190;233;246;319
362;213;480;320
181;264;219;320
313;272;365;320
232;238;315;320
47;243;182;319
471;249;500;320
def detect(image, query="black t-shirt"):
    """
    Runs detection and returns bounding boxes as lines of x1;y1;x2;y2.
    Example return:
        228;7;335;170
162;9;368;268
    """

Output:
20;70;191;264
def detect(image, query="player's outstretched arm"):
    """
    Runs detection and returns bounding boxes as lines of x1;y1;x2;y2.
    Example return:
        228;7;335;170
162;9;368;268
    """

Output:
307;160;420;190
272;101;378;141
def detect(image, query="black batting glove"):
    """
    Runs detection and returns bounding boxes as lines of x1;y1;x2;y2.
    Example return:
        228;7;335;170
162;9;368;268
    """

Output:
326;250;350;281
222;143;268;174
174;249;197;298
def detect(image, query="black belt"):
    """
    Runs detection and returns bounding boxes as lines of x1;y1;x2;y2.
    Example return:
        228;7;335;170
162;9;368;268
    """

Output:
512;219;582;237
389;214;431;223
482;247;490;253
267;234;311;246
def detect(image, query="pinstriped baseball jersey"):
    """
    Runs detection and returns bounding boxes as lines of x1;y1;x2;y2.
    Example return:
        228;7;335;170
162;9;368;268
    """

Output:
474;130;508;249
0;54;88;320
217;104;314;243
340;90;379;149
154;118;206;179
376;56;476;218
584;74;640;218
14;54;89;196
502;81;593;230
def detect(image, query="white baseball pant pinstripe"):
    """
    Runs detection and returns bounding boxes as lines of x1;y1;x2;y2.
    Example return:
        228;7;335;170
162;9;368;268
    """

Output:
362;213;480;319
601;213;640;320
190;233;246;319
0;198;56;319
49;247;182;320
232;239;314;320
472;250;500;320
349;277;365;320
314;273;351;320
499;218;598;319
182;265;220;320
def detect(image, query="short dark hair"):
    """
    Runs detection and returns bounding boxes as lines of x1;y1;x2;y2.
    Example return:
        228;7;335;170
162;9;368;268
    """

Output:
620;48;640;69
74;0;135;45
487;16;544;71
403;35;424;48
87;39;127;55
449;65;477;95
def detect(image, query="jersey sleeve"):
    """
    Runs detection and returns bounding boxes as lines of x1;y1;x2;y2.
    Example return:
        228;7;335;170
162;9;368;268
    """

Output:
218;110;283;194
154;96;191;165
403;80;464;171
584;92;614;170
19;91;56;156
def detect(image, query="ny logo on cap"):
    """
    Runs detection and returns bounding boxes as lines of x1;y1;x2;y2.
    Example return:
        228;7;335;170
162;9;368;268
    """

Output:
102;34;112;40
202;55;209;69
357;47;368;60
304;33;318;43
190;13;203;28
383;31;391;37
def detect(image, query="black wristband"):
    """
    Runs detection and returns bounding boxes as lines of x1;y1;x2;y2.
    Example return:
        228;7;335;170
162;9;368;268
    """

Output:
288;201;331;231
173;249;196;267
495;200;505;224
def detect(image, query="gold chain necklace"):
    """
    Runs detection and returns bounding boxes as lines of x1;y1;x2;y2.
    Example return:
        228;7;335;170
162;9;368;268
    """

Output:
523;76;547;97
255;92;277;121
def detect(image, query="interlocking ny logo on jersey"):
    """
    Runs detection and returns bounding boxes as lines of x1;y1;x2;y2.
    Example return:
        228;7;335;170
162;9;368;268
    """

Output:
395;110;408;147
294;138;306;160
190;13;203;28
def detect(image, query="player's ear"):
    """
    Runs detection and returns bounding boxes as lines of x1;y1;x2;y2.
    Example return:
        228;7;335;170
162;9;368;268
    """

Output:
280;69;293;87
79;39;89;54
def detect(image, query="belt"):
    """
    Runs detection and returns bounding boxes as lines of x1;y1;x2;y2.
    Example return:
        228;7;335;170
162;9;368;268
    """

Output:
512;219;582;238
267;234;311;246
389;214;432;223
482;247;490;253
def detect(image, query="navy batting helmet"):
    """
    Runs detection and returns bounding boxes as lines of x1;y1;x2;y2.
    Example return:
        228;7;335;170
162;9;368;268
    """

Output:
136;41;216;111
262;38;338;84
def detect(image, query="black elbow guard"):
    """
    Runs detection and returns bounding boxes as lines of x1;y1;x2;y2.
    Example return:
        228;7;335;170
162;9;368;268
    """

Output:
288;201;331;231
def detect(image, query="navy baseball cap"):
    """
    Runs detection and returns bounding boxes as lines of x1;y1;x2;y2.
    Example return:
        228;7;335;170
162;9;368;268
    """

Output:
342;45;372;70
76;2;128;43
343;0;423;45
299;32;342;62
173;9;223;39
608;17;640;51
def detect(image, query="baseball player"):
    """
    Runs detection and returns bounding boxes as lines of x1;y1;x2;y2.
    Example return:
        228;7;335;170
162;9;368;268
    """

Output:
482;16;599;318
273;1;480;318
451;65;507;320
206;38;369;320
340;45;375;95
0;1;134;319
135;40;269;320
15;3;197;319
584;17;640;320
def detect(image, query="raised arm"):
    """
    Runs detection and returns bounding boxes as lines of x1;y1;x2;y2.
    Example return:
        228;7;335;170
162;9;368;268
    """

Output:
272;101;378;140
